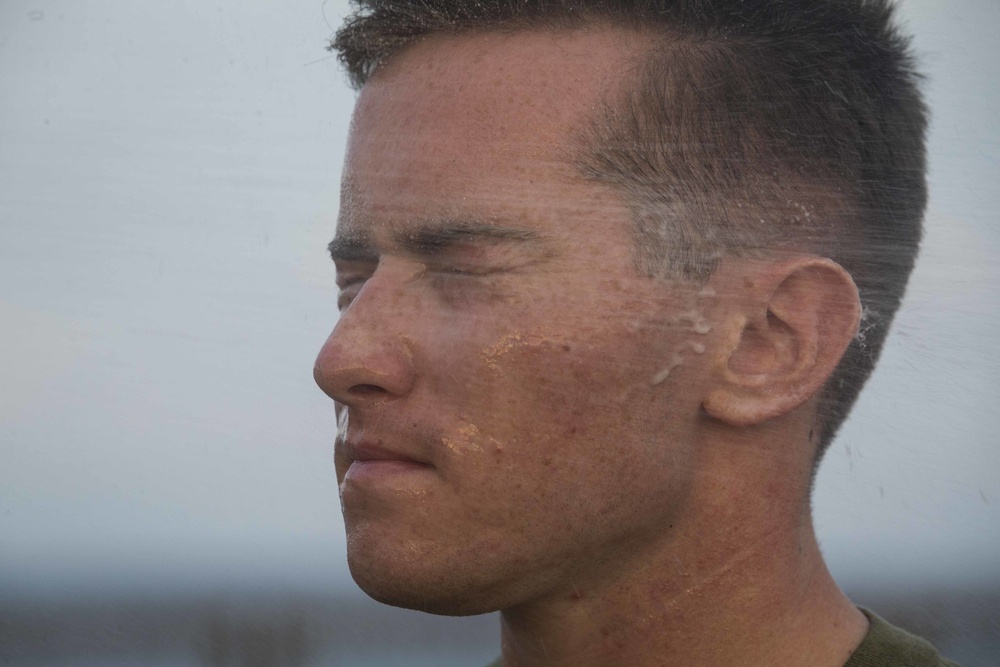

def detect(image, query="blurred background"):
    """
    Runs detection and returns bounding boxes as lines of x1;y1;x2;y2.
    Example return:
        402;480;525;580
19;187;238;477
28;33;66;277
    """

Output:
1;0;997;665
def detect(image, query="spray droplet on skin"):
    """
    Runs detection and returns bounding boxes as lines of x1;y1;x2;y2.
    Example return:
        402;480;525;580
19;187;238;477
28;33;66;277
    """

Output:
685;341;706;354
697;287;716;298
677;310;712;334
650;367;672;385
651;352;684;385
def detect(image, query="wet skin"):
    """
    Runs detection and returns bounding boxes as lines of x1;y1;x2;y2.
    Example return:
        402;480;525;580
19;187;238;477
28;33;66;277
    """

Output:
312;29;725;616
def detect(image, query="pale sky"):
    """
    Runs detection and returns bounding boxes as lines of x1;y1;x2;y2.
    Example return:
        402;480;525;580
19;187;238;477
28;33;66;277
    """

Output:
1;0;998;601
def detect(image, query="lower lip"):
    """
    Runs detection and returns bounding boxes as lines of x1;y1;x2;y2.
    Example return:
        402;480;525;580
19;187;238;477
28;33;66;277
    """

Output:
343;459;435;483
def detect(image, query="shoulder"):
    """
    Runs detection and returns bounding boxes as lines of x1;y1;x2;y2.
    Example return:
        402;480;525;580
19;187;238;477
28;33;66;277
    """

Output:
846;609;961;667
482;609;961;667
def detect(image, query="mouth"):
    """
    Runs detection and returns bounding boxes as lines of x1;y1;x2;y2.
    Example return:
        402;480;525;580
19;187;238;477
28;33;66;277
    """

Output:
341;441;435;483
344;458;434;483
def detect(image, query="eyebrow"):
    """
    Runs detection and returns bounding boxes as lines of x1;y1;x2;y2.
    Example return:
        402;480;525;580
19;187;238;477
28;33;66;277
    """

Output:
328;219;541;262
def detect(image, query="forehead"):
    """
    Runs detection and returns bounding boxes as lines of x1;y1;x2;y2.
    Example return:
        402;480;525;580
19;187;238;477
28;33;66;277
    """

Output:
340;28;648;234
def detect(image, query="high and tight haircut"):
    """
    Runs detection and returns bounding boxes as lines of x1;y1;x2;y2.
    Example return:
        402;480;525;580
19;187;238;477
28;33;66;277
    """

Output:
330;0;929;470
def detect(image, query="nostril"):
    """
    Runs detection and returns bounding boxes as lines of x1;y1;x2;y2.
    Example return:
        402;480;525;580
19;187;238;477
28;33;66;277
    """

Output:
349;384;387;396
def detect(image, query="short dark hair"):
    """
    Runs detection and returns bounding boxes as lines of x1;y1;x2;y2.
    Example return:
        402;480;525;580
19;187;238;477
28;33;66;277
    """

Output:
330;0;928;466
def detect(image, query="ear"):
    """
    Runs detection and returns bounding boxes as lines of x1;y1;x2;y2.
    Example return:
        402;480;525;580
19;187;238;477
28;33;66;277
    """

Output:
702;257;861;428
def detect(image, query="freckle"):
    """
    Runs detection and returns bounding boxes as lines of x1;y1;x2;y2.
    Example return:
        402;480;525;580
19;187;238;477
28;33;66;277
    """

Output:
562;343;571;352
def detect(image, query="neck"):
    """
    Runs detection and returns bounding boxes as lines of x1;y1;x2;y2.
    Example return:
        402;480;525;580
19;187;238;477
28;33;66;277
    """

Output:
498;427;867;667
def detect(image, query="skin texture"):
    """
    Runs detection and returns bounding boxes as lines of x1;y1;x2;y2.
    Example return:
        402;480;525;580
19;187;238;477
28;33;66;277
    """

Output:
315;28;868;667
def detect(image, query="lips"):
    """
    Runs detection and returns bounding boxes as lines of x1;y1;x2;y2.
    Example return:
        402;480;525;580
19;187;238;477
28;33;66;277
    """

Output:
343;440;431;466
338;438;436;486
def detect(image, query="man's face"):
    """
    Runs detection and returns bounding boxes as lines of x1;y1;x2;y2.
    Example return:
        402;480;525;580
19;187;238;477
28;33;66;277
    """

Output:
314;30;719;614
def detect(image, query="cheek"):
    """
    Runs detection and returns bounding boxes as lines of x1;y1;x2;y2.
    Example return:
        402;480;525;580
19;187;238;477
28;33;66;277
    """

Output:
462;325;661;459
423;284;711;464
477;318;676;404
484;331;611;404
446;329;694;551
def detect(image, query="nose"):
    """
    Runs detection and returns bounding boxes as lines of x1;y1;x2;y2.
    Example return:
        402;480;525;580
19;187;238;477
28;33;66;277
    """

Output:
313;278;417;406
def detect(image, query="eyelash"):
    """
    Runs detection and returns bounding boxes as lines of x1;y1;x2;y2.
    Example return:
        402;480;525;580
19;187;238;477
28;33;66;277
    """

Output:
338;266;502;311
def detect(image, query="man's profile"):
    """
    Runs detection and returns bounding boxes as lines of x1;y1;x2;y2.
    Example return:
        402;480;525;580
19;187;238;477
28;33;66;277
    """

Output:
313;1;957;665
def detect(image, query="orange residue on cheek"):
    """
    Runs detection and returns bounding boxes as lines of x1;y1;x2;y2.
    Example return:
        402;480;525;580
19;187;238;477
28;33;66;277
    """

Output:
441;420;505;458
398;335;418;363
442;420;496;452
481;331;556;370
441;420;482;454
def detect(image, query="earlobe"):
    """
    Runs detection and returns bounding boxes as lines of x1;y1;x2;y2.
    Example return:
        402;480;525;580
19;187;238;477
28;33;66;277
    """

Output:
702;258;861;428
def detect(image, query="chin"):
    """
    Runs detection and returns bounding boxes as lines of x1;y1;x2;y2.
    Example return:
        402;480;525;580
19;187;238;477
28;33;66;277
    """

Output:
346;541;517;617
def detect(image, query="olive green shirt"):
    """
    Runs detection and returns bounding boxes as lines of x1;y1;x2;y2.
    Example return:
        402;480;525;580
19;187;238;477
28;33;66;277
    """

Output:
482;609;959;666
845;609;959;667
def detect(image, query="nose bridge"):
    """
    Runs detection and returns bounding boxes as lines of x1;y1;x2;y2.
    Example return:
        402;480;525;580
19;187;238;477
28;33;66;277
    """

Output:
314;268;417;404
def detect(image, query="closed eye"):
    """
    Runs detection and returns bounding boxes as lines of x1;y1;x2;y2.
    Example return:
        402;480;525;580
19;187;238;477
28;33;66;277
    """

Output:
335;268;373;312
337;282;365;311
